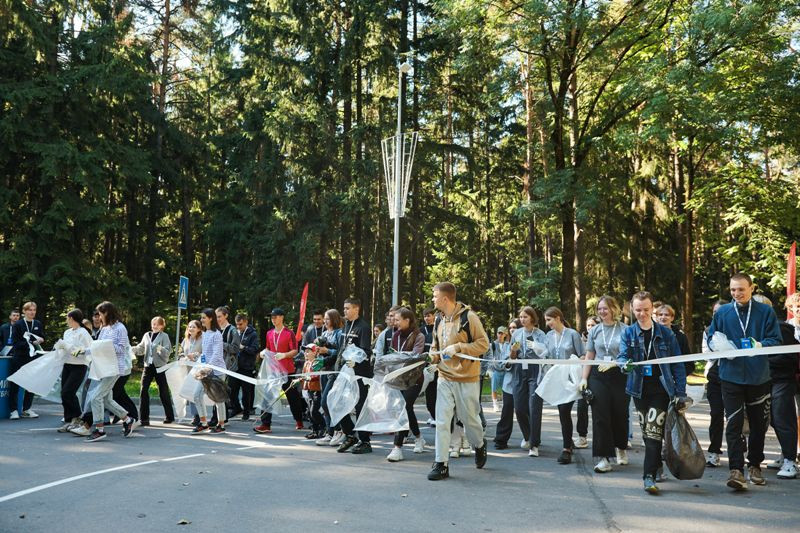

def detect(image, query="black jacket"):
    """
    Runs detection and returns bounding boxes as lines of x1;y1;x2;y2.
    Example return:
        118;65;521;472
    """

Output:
0;322;12;352
671;325;693;375
336;317;373;377
771;322;800;383
12;319;44;360
421;324;434;352
237;326;260;372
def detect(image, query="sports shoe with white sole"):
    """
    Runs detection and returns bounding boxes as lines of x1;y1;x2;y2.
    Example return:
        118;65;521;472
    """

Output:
615;448;629;465
70;424;91;437
9;410;20;420
575;436;588;448
413;436;426;454
387;447;404;462
449;447;460;458
707;452;720;467
520;439;530;450
460;435;472;456
776;459;797;480
21;410;39;418
315;434;332;446
767;458;783;470
528;446;539;457
594;458;612;473
330;432;346;446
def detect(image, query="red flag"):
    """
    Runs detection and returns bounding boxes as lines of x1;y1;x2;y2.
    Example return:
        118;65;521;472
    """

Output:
788;242;796;319
295;282;309;341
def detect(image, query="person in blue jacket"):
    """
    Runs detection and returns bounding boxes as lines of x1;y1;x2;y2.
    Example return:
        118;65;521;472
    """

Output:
707;273;781;491
615;291;687;494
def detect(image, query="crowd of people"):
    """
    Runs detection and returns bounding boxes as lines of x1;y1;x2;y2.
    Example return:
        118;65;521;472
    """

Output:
3;274;799;494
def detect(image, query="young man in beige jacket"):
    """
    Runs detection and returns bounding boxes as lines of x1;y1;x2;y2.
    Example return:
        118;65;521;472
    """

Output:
427;282;491;480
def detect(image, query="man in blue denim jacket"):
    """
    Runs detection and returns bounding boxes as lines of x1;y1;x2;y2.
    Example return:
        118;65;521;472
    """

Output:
616;291;687;494
707;273;781;491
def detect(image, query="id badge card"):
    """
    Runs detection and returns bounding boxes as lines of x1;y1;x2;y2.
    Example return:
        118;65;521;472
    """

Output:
740;338;752;349
603;356;612;362
642;365;653;376
522;363;529;370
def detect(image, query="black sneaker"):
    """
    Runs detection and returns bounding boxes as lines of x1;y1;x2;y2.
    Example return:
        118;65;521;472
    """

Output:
86;429;107;442
428;462;450;481
337;435;358;453
351;441;373;454
191;425;209;434
122;418;136;438
139;419;150;427
210;425;225;434
242;413;250;421
305;431;321;440
494;441;508;450
474;439;488;469
557;449;572;464
191;415;200;427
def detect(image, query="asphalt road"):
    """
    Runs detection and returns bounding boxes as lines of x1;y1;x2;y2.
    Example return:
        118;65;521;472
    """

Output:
1;396;798;533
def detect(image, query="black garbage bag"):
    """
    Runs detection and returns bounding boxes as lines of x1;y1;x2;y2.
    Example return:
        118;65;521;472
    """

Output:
200;375;230;403
373;352;427;390
664;404;706;480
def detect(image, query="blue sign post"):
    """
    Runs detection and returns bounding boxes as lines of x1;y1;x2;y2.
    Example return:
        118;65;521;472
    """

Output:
176;276;189;354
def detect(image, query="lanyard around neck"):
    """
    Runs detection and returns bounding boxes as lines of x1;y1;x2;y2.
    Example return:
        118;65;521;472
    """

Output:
600;323;619;355
736;300;752;337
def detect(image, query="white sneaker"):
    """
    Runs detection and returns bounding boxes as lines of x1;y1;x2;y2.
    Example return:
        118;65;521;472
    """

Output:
460;435;472;456
57;422;72;433
413;435;426;454
426;418;436;426
777;459;798;479
767;458;783;470
330;431;345;446
492;400;500;413
449;447;460;458
594;458;612;473
616;448;629;465
9;410;20;420
520;439;531;450
575;436;588;448
22;410;39;418
529;446;539;457
70;424;91;436
315;434;332;446
387;447;404;462
706;452;720;467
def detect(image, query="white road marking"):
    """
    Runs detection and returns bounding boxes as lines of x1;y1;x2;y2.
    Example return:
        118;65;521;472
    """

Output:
162;453;205;462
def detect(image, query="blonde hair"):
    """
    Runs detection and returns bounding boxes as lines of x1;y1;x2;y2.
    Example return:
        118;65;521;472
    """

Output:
656;304;675;318
22;301;37;312
185;320;202;340
597;295;621;321
785;293;800;309
151;316;166;327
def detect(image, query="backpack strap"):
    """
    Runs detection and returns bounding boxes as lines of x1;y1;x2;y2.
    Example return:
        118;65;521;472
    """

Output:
384;328;394;352
459;311;473;344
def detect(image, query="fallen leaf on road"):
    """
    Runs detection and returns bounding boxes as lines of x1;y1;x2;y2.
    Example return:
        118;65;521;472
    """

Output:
178;519;191;525
401;494;408;498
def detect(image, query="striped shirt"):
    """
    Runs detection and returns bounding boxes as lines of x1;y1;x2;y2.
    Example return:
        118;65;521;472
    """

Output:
201;330;225;375
98;322;130;374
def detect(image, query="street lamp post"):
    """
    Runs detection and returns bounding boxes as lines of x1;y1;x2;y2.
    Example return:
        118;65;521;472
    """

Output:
392;63;412;306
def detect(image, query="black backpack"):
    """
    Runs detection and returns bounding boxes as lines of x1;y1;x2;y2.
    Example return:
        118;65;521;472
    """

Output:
433;310;473;349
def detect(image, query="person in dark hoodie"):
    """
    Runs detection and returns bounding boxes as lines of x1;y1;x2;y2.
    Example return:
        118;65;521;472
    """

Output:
765;293;799;479
231;314;259;421
707;273;782;491
335;298;374;454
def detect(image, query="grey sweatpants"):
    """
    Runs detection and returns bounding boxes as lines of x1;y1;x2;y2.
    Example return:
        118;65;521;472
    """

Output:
90;375;127;424
435;379;484;463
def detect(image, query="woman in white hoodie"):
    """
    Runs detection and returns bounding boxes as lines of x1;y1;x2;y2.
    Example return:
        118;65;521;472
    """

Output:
57;309;93;433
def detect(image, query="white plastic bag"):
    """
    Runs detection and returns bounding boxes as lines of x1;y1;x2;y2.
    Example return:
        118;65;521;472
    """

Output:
87;340;119;380
354;380;409;433
709;331;738;358
341;344;367;364
327;366;360;426
179;366;213;406
535;355;582;406
8;349;67;396
255;352;287;413
421;364;437;391
166;363;190;420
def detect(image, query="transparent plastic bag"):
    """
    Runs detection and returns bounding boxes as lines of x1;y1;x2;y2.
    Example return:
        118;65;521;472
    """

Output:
255;352;287;413
179;366;213;406
534;355;582;406
166;363;190;420
664;404;706;480
327;366;360;426
87;340;119;380
354;380;409;433
8;349;67;397
341;344;367;364
709;331;738;358
373;352;427;390
421;364;437;391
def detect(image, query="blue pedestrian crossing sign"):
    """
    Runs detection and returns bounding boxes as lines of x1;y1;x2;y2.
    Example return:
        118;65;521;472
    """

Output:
178;276;189;310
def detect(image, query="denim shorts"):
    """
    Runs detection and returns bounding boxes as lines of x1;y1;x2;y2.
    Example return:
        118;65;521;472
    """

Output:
491;370;505;393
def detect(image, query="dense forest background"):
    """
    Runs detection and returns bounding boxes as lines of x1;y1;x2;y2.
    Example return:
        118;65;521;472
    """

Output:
2;0;799;346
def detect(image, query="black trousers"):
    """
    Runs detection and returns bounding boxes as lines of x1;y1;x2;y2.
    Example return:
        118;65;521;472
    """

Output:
721;380;771;472
577;398;589;437
61;364;87;421
139;365;175;422
394;381;423;446
8;354;35;412
339;378;371;442
307;389;325;432
425;373;438;419
770;381;797;461
112;374;138;420
229;368;255;415
588;369;629;458
706;377;725;454
493;391;516;445
261;380;304;425
634;384;670;479
558;401;576;450
321;375;336;435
